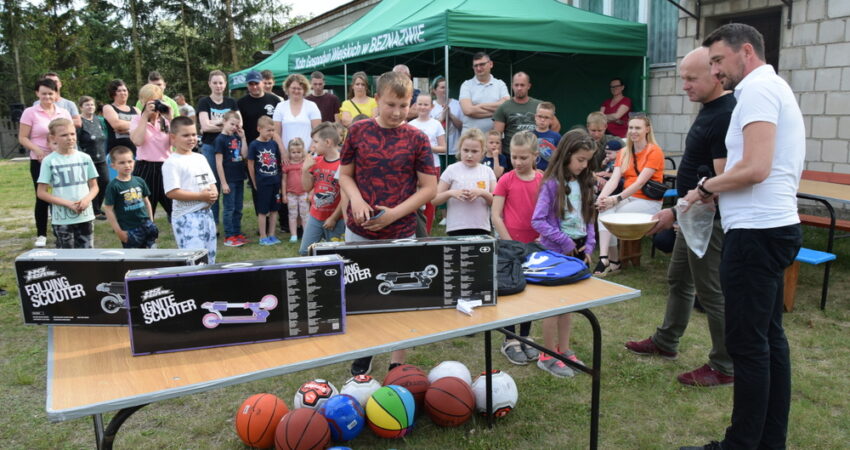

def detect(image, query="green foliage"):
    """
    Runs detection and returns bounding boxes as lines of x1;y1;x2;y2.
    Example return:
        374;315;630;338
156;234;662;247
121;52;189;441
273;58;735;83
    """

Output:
0;0;306;114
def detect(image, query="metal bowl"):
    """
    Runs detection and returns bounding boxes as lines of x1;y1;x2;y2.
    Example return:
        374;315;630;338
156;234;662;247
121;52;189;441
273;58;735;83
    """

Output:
600;213;658;241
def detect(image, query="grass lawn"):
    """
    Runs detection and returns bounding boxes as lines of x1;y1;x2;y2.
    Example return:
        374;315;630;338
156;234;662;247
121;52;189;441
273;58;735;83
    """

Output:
0;159;848;449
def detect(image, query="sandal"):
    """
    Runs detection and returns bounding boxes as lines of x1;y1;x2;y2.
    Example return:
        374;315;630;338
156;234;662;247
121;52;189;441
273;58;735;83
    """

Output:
593;256;610;275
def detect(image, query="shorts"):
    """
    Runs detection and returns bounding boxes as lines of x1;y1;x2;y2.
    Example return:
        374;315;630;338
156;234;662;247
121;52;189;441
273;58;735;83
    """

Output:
256;184;281;215
123;219;159;249
52;221;94;249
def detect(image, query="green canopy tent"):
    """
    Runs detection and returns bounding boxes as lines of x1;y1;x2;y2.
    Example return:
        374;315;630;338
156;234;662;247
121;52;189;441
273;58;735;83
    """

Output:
286;0;648;132
229;34;346;91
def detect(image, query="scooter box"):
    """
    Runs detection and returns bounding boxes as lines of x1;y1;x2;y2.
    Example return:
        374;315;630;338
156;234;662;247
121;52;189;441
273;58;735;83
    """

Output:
15;248;208;326
310;236;496;314
124;255;346;356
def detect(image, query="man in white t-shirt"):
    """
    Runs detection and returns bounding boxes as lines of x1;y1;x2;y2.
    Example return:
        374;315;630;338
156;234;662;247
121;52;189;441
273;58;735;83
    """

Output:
680;23;804;450
459;52;509;136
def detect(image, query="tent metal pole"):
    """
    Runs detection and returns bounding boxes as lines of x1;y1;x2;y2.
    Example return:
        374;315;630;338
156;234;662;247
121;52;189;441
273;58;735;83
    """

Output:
344;64;348;98
444;45;451;153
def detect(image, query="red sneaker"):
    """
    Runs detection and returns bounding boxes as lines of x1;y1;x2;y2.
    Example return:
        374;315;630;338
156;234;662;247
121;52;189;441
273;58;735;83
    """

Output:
624;337;678;360
235;234;248;244
677;364;734;387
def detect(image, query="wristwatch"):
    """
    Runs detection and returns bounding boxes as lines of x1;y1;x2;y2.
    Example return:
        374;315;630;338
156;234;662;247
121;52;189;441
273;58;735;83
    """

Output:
615;194;622;203
697;177;713;198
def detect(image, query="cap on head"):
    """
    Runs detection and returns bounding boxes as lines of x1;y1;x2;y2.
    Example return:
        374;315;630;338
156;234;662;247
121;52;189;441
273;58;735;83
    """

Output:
605;139;624;151
246;71;262;84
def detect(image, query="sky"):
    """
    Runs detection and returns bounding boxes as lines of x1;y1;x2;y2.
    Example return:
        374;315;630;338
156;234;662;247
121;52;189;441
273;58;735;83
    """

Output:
289;0;351;19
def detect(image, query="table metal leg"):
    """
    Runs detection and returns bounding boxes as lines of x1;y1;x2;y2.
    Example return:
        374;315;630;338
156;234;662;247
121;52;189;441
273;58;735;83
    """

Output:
93;404;148;450
498;308;602;450
484;329;493;429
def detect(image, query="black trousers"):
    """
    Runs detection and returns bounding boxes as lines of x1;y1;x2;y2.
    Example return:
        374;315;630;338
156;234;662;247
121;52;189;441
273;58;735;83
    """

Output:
720;225;801;449
133;160;171;221
30;159;49;236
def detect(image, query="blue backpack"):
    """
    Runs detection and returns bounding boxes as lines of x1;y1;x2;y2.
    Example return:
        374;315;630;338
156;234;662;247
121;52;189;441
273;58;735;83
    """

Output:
522;251;591;286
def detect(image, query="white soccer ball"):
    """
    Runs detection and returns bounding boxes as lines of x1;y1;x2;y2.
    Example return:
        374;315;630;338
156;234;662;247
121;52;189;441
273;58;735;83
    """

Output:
294;378;338;409
339;374;381;407
471;370;518;418
428;360;472;385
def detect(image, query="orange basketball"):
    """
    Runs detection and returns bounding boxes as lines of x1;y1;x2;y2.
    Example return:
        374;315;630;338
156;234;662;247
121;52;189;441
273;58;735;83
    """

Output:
274;408;331;450
235;393;289;448
383;364;430;409
424;376;475;427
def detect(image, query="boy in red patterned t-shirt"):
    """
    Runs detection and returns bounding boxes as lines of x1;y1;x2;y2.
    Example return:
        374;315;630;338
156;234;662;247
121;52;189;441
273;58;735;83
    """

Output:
340;71;439;375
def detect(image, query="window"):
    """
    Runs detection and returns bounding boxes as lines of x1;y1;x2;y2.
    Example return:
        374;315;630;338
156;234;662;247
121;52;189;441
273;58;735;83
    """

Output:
575;0;678;66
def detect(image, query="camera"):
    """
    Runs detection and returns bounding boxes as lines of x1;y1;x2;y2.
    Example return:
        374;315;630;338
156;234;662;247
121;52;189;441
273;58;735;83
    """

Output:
152;100;170;114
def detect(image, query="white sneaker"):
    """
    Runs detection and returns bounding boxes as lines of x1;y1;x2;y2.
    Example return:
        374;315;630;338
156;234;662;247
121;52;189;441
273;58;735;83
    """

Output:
34;236;47;247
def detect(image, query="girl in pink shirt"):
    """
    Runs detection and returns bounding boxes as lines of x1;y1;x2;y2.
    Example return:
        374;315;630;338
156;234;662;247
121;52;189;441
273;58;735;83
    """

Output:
491;130;543;366
282;138;308;243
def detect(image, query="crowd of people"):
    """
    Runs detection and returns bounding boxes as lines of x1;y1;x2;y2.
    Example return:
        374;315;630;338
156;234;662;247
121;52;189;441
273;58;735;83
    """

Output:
17;23;806;450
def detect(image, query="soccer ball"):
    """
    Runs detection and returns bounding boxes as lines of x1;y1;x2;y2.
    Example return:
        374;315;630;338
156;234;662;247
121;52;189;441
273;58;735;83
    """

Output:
339;374;381;407
471;370;518;418
294;378;338;409
428;361;472;385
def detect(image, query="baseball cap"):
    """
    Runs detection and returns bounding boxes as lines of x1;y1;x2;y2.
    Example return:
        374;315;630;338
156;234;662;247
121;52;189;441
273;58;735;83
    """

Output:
246;71;262;84
605;139;624;151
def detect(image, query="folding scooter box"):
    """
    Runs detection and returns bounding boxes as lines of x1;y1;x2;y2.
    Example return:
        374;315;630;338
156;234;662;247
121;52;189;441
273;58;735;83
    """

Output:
124;255;346;355
15;248;208;326
310;236;496;314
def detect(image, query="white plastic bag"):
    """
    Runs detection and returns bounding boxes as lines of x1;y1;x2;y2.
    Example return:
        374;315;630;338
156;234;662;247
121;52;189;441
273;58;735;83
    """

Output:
676;198;715;258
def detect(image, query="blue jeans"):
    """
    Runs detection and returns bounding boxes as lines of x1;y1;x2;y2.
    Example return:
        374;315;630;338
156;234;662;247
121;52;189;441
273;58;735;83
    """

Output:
299;215;345;255
720;224;801;450
201;143;221;224
222;181;244;238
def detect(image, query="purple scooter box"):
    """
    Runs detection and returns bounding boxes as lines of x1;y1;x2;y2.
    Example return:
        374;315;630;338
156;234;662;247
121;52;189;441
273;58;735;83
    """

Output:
124;255;346;356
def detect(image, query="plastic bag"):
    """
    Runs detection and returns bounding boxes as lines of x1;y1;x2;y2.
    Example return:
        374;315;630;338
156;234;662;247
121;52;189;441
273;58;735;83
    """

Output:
676;198;715;258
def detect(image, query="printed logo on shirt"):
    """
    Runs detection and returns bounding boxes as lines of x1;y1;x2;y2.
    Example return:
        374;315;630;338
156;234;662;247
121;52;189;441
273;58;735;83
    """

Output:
195;173;213;190
256;147;279;176
49;161;91;188
228;137;242;162
476;180;486;189
264;104;275;116
209;107;230;122
121;186;146;211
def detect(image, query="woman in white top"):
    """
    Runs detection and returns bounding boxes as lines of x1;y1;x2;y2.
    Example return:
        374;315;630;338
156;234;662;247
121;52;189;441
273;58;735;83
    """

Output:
273;73;321;158
429;76;463;163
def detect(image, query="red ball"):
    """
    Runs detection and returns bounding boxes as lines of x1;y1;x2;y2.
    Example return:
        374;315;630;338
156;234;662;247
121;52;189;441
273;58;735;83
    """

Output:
424;376;475;427
235;393;289;449
383;364;430;409
274;408;331;450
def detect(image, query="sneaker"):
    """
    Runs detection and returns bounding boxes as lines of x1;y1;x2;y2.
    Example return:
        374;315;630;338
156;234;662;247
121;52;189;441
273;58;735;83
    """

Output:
223;236;244;247
236;234;248;244
521;339;540;360
562;349;584;366
95;213;107;221
680;441;723;450
388;362;402;372
624;337;678;360
537;354;575;378
34;236;47;247
267;236;281;244
259;237;273;246
677;364;734;387
351;356;373;376
289;235;298;243
500;340;529;365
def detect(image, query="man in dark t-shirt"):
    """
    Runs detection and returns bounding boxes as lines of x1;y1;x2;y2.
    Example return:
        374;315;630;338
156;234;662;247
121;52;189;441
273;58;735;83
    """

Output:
306;71;341;123
626;47;736;387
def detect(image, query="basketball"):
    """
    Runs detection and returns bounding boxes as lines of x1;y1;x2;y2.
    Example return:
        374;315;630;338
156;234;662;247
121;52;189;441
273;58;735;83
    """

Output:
319;394;366;442
383;364;430;409
424;376;475;427
471;370;519;418
340;374;382;407
234;393;289;448
365;385;416;438
274;408;331;450
294;378;338;409
427;360;472;385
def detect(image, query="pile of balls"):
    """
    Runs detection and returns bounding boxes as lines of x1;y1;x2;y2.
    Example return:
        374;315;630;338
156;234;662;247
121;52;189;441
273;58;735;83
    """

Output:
234;361;519;449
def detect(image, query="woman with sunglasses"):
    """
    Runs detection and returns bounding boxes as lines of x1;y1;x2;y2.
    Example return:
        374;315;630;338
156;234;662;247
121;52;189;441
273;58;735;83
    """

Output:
600;78;632;138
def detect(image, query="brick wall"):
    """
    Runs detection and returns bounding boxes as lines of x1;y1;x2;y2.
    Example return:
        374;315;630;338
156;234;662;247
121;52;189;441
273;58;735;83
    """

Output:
649;0;850;174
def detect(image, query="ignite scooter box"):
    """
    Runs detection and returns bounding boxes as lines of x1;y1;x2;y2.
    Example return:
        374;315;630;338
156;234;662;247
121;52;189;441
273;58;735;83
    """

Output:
124;255;346;355
15;248;208;326
310;236;496;314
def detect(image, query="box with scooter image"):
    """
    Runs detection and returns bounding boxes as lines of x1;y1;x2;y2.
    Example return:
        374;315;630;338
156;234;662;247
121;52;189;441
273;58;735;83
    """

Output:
15;248;208;326
310;236;496;314
124;255;346;355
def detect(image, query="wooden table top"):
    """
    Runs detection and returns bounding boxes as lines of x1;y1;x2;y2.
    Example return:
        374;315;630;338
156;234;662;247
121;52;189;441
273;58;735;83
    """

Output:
798;179;850;204
47;279;638;421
